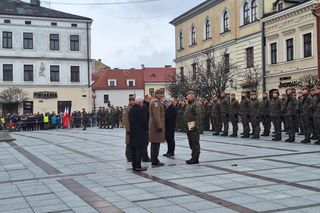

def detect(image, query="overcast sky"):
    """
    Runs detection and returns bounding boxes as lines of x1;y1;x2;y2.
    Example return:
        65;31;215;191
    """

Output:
38;0;205;68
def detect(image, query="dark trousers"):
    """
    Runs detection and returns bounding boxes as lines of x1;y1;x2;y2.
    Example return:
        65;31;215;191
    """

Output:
166;134;175;154
131;146;143;169
151;143;160;164
301;115;311;140
82;121;88;130
261;115;271;134
230;116;238;135
221;114;229;134
143;142;150;160
211;116;222;133
187;130;200;159
251;116;261;137
125;144;132;161
285;116;295;140
241;115;250;136
272;116;282;139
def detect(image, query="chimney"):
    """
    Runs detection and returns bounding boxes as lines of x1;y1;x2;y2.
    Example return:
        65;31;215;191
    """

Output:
141;64;145;69
98;59;102;62
165;65;172;68
30;0;41;6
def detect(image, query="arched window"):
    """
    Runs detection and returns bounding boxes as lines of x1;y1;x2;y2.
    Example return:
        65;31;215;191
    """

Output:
251;0;257;22
223;11;229;32
205;18;211;39
179;31;183;49
243;2;250;25
190;25;196;45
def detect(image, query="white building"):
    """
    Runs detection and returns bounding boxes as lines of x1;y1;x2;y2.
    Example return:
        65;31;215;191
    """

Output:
0;0;93;114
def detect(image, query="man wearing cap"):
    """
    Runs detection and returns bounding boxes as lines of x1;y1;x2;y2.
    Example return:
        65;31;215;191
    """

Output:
185;90;202;164
149;89;165;166
100;107;107;129
260;92;271;137
271;90;282;141
282;87;296;142
300;87;313;143
124;95;136;162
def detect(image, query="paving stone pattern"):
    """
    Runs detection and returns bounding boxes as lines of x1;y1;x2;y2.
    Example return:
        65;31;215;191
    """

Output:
0;127;320;212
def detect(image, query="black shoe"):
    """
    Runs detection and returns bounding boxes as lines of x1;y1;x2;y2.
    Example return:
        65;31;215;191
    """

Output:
166;153;174;157
315;140;320;145
250;132;254;135
311;135;319;140
297;133;304;136
220;133;228;136
251;136;260;139
133;167;148;172
212;132;220;136
285;138;295;143
142;158;152;162
240;132;244;135
241;135;250;138
301;139;311;144
261;133;269;136
127;159;132;163
186;159;199;164
272;138;281;141
230;134;237;137
163;153;169;157
152;162;165;167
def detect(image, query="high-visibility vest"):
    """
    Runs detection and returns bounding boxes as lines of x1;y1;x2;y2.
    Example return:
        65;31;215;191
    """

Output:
0;118;5;124
43;116;49;123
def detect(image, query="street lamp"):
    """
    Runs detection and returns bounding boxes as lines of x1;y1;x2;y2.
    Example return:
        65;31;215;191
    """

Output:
92;92;97;113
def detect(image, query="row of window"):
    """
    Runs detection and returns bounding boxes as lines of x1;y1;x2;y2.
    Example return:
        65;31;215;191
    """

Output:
107;79;136;87
1;65;80;82
270;33;312;64
2;32;80;51
179;0;258;48
3;19;78;28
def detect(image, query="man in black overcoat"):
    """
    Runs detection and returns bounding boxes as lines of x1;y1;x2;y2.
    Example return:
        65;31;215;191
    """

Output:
163;98;177;157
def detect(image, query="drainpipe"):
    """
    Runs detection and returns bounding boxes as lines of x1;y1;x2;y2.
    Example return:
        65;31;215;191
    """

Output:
261;0;267;92
86;22;91;88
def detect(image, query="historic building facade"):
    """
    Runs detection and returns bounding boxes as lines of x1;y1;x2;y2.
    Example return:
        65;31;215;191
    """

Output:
170;0;272;95
263;0;319;94
0;0;93;114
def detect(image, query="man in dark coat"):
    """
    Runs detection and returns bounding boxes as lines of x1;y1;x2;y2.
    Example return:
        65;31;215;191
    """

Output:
163;98;177;157
129;97;148;172
142;95;152;162
81;108;89;131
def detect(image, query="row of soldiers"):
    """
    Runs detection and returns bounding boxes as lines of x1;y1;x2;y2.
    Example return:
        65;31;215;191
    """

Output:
97;106;123;129
174;86;320;144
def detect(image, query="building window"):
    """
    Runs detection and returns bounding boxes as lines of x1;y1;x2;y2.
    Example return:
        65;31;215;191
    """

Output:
23;32;33;49
70;35;79;51
50;65;60;82
303;33;312;58
224;53;230;71
190;25;196;45
192;63;197;80
3;64;13;81
24;65;33;81
223;11;229;32
205;18;211;39
50;34;59;50
4;20;11;24
70;66;80;82
179;31;183;49
108;79;117;87
251;0;257;22
243;2;250;25
25;21;31;25
127;79;135;87
246;47;254;68
3;32;12;49
51;22;57;26
23;101;33;114
71;23;77;27
180;67;184;77
286;38;294;61
278;3;283;11
149;88;155;96
104;95;109;103
270;43;277;64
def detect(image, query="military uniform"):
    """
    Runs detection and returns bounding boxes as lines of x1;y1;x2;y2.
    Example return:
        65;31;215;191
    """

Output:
282;94;296;142
297;96;305;135
81;110;89;130
97;108;102;127
185;97;202;163
177;104;187;132
229;98;240;137
149;97;165;165
202;102;211;131
313;93;320;144
240;96;251;138
300;94;313;143
100;108;107;128
260;97;271;136
220;96;230;136
211;100;222;135
250;99;260;138
271;96;282;140
124;104;132;161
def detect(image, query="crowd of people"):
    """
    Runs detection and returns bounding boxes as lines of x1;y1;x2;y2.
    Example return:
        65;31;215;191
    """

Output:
124;86;320;172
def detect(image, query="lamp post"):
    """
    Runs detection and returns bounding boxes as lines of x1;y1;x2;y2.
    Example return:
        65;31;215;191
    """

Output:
92;92;97;113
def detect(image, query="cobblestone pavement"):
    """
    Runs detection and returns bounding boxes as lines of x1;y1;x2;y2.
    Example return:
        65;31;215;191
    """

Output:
1;128;320;212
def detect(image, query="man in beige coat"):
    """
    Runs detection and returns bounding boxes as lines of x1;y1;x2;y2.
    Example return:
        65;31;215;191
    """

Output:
149;89;165;166
124;95;136;162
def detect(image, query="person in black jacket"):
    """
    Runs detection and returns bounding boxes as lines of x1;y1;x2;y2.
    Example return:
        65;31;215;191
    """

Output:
142;95;152;162
163;98;177;157
129;97;148;172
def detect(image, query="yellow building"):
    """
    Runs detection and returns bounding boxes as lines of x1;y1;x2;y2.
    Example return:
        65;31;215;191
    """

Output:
263;0;319;94
170;0;274;96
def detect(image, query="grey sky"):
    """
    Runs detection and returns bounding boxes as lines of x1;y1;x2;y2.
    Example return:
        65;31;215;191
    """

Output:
39;0;204;68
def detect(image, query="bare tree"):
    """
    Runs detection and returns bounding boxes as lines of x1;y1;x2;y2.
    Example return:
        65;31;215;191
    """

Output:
239;65;262;92
299;73;320;89
0;87;28;104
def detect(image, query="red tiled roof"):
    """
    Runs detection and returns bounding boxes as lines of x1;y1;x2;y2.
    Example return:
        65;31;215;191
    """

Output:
143;67;176;83
92;69;145;90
